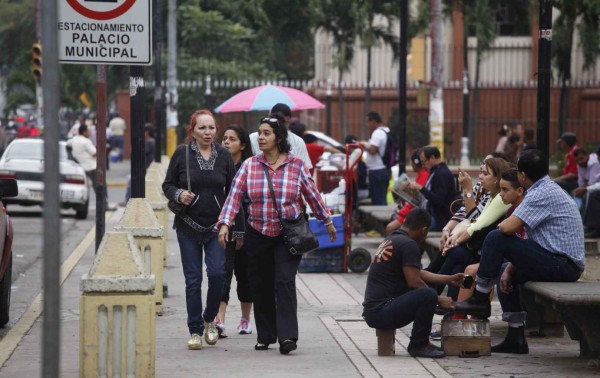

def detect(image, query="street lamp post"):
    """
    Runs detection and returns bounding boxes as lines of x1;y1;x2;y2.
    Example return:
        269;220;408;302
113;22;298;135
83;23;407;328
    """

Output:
537;0;552;157
326;78;332;136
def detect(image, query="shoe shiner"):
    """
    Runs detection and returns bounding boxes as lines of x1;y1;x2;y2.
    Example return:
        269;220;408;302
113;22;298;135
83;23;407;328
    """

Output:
362;208;465;358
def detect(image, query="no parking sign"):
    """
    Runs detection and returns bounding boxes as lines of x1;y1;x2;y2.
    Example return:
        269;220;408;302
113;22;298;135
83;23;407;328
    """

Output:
58;0;152;65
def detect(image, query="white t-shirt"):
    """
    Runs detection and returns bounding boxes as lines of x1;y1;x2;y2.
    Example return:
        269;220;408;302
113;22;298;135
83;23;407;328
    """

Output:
67;135;97;171
365;126;389;170
109;117;126;136
250;131;312;169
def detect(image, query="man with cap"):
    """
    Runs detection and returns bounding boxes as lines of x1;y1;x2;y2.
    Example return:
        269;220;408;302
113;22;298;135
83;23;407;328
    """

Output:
554;132;579;193
249;103;312;169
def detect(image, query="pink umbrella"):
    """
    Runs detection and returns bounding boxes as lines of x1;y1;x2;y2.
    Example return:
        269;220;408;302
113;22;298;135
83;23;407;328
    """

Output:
214;84;325;113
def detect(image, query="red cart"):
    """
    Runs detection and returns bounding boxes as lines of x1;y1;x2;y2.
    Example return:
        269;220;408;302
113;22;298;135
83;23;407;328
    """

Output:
343;143;372;273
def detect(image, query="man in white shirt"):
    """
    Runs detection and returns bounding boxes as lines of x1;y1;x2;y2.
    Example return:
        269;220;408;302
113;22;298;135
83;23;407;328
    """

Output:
360;111;391;205
67;124;106;205
249;103;312;170
572;148;600;237
108;114;127;161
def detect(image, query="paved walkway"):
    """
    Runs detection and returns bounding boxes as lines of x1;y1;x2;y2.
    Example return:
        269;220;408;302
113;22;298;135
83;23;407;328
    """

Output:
0;160;598;377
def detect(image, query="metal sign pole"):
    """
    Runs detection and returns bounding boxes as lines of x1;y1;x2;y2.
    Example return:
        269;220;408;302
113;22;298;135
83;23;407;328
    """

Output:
40;0;61;375
96;65;107;251
131;66;146;198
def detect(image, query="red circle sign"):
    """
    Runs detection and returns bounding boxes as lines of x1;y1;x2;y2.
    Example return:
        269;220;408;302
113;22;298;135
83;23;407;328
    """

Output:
66;0;137;21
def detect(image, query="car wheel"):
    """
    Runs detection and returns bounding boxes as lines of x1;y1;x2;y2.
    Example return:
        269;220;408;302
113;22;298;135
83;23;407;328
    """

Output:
348;247;372;273
75;199;89;220
0;253;12;327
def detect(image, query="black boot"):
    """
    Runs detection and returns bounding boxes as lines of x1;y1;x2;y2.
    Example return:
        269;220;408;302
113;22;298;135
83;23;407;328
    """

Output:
454;289;491;318
491;326;529;354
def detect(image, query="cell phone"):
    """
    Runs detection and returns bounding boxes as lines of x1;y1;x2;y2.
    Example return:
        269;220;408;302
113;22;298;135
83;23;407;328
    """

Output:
462;275;474;289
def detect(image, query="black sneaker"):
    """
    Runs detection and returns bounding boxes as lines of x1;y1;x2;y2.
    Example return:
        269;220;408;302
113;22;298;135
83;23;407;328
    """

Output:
279;339;297;355
407;342;446;358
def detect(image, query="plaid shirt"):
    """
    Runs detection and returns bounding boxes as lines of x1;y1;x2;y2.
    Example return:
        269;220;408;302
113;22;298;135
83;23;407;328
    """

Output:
218;154;330;237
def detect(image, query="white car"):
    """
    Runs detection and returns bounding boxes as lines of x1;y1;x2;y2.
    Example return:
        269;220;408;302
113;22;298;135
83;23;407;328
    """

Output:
0;139;90;219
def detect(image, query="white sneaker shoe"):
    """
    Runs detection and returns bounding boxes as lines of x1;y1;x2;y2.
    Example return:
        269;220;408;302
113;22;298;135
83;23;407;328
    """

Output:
204;322;219;345
215;319;228;338
187;333;202;350
237;318;253;335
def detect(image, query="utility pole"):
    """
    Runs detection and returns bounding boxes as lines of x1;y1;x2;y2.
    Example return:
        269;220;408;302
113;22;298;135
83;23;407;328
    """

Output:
166;0;179;157
429;0;445;158
40;0;61;375
537;0;552;157
398;0;408;174
326;78;332;136
95;65;107;251
460;5;470;168
153;0;163;162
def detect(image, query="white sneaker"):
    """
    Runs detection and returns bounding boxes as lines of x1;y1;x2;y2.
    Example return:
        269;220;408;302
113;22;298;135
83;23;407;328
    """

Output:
204;321;219;345
187;333;202;350
237;318;253;335
215;319;228;338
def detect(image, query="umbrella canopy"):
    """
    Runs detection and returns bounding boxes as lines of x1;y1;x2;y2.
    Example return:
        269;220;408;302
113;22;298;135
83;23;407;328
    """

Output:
214;84;325;113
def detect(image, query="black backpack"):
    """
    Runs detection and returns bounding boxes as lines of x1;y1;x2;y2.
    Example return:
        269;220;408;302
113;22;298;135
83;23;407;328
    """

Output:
379;128;399;168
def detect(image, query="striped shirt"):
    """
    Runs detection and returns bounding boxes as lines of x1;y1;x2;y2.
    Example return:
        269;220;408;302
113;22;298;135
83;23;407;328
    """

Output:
218;153;330;237
450;182;490;222
513;175;585;269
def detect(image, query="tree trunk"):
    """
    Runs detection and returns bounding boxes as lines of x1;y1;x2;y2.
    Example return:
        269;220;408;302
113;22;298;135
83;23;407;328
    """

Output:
364;46;372;140
469;55;481;156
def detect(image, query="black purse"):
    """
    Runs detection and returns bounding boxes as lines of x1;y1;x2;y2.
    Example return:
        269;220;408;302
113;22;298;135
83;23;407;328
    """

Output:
262;164;319;255
167;144;190;216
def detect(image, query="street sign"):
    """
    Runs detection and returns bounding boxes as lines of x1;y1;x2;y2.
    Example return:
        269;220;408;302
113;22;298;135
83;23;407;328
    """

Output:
58;0;152;65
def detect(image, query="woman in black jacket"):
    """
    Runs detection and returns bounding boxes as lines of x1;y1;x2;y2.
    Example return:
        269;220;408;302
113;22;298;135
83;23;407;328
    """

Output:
162;109;243;350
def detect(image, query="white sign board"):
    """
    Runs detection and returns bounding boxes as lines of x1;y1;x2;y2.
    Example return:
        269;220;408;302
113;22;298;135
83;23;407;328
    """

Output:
58;0;152;65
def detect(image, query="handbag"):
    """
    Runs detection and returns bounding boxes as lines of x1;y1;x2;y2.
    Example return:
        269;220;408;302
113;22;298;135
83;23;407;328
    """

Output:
262;164;319;255
167;144;190;216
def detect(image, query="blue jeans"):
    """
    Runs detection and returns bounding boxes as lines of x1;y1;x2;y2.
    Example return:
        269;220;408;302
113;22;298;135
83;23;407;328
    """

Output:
176;228;226;335
368;167;391;205
437;245;475;301
477;230;582;323
363;287;438;348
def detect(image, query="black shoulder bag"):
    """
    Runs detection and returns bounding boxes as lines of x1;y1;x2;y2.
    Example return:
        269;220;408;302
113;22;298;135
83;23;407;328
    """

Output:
167;144;190;216
262;164;319;255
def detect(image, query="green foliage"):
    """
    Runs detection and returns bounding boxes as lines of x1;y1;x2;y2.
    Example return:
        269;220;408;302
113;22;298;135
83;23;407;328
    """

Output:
389;107;430;150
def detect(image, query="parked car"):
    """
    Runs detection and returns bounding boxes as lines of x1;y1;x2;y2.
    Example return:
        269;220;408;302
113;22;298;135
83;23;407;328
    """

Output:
0;139;90;219
0;178;18;327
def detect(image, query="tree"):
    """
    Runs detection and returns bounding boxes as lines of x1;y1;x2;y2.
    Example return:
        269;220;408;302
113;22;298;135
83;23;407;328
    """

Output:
551;0;600;135
312;0;358;139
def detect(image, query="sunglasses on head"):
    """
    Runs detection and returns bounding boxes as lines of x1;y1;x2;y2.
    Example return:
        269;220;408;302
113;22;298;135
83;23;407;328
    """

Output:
261;117;280;125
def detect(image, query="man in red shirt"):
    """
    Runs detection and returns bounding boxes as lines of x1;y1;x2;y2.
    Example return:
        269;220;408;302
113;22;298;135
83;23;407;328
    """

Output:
554;132;579;193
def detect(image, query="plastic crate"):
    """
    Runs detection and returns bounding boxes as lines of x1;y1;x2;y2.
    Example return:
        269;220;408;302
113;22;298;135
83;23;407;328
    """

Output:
298;247;344;273
309;214;344;249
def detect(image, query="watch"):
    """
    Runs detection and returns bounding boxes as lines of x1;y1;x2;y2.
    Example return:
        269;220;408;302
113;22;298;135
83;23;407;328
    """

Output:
463;192;473;198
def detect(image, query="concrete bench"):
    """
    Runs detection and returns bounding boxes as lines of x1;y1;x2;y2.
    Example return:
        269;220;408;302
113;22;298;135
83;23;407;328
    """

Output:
523;281;600;358
357;205;396;234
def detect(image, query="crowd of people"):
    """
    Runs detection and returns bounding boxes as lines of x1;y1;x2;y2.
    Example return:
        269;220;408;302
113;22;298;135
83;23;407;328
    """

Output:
152;98;599;361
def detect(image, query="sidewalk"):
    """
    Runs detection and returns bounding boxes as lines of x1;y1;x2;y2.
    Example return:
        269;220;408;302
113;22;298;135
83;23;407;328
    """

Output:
0;160;598;376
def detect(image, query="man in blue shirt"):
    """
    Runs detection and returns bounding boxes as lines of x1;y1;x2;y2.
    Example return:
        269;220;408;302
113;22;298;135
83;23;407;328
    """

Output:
456;149;585;354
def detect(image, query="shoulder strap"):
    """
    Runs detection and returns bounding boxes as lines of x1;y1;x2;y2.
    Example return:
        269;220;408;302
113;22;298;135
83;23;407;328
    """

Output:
185;144;191;191
262;164;283;221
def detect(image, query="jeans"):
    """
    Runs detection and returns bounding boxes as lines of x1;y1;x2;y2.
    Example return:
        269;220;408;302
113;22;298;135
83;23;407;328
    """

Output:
436;245;475;301
176;228;226;335
368;167;391;205
477;230;582;322
363;287;438;348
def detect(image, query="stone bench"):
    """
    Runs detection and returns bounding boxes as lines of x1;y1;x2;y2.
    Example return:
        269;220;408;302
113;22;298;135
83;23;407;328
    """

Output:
357;205;395;234
523;281;600;358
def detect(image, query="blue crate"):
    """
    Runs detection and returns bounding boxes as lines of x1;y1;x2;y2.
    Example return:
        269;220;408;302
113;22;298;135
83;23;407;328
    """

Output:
309;214;344;249
298;247;344;273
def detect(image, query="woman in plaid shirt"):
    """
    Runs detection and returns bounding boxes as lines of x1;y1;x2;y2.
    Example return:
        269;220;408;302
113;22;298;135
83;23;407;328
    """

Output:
218;115;336;355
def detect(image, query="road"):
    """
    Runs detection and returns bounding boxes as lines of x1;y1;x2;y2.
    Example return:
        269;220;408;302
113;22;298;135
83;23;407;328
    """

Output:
0;185;126;339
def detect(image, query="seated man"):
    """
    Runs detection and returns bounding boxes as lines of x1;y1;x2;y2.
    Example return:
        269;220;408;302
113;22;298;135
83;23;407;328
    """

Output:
554;132;579;193
456;149;585;354
362;208;464;358
572;148;600;237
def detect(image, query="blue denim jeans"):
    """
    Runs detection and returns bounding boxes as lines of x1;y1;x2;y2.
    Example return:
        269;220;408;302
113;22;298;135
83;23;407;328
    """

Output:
368;167;391;205
363;287;438;348
477;230;582;323
176;228;226;335
437;245;475;301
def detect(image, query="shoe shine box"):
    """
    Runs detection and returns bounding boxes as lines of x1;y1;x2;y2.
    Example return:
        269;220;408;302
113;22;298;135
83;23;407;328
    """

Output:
441;318;491;357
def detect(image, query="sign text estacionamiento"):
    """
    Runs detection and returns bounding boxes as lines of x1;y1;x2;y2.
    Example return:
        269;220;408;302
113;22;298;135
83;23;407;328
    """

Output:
58;21;145;59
